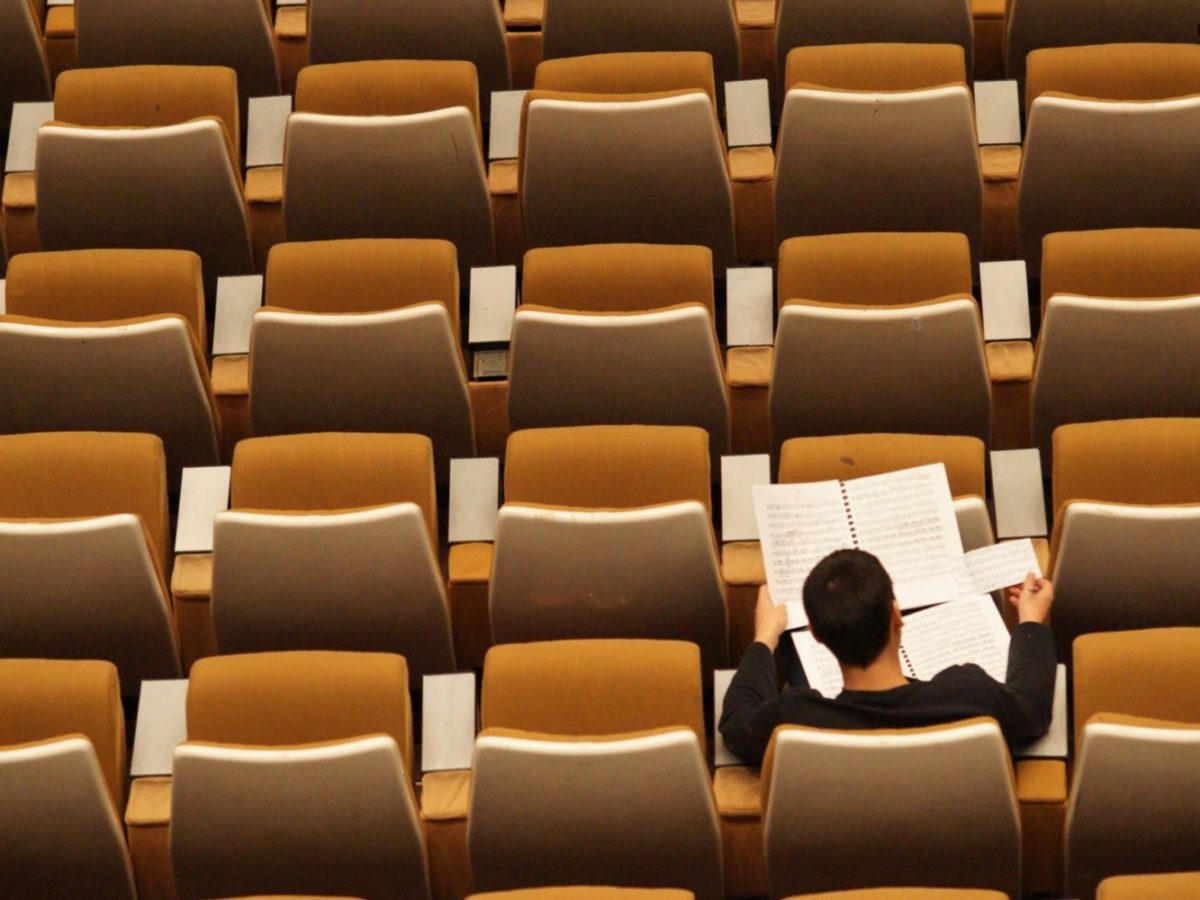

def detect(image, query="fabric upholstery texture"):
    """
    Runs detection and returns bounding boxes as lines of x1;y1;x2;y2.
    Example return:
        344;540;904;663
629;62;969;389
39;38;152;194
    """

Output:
779;434;985;498
1040;228;1200;307
1097;872;1200;899
785;42;967;92
534;51;717;104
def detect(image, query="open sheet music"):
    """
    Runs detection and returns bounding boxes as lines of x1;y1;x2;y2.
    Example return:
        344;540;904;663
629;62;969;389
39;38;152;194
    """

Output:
792;595;1011;698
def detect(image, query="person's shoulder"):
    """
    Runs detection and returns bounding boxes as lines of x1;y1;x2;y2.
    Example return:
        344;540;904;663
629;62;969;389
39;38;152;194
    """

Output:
927;663;1001;688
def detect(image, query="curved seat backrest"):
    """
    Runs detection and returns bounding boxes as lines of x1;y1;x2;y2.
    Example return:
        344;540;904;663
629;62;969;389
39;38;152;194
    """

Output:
770;297;990;451
490;501;727;673
469;728;722;900
172;736;429;900
0;736;137;900
762;719;1020;898
75;0;280;98
212;503;454;676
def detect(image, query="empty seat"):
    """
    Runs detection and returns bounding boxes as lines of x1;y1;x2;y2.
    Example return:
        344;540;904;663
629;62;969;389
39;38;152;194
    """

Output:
508;243;730;455
1018;45;1200;270
471;891;695;900
75;0;280;99
542;0;740;87
1040;228;1200;309
0;432;180;692
212;433;455;677
249;238;475;475
1097;872;1200;899
492;425;727;674
307;0;509;116
1048;419;1200;656
0;248;221;473
174;650;428;900
470;639;720;899
776;45;982;259
786;892;1006;900
0;0;51;112
763;720;1020;898
521;53;736;268
282;60;495;269
36;65;254;278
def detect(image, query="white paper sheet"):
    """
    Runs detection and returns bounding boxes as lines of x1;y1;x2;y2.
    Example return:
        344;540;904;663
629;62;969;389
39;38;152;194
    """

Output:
955;538;1042;597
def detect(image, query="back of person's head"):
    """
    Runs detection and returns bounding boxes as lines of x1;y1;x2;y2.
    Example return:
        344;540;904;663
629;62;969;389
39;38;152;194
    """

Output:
803;549;895;668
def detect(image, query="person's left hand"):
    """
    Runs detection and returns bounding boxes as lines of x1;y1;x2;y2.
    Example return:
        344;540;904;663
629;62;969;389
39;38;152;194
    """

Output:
754;584;790;652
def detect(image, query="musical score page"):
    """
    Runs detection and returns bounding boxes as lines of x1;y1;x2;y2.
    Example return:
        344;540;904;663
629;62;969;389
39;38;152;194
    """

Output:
955;538;1043;597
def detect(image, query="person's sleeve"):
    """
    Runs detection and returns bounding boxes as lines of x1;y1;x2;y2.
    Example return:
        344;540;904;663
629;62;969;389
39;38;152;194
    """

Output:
718;641;787;764
999;621;1058;741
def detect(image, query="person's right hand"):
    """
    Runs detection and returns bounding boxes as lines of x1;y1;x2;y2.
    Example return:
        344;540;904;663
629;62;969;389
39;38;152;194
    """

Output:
1005;572;1054;625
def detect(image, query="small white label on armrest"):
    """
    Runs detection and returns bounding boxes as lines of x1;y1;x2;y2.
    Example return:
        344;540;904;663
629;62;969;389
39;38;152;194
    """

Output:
974;80;1022;146
45;0;71;7
980;260;1031;341
990;448;1047;538
130;679;189;777
6;102;54;174
448;457;500;543
726;266;774;346
713;669;747;767
1016;664;1067;758
246;95;293;168
724;79;772;148
422;672;477;772
488;90;528;161
721;454;771;541
276;0;306;6
212;275;263;355
0;279;6;315
468;265;517;345
174;466;232;553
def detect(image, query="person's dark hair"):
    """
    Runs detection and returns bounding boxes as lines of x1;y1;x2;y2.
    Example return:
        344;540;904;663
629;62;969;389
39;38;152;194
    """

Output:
802;549;895;668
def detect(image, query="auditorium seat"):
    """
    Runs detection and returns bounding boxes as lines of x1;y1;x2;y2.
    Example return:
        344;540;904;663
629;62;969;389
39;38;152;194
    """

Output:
208;433;455;677
34;65;255;278
776;44;982;260
1005;0;1200;84
0;432;181;693
0;249;221;474
520;53;737;268
1040;228;1200;309
307;0;510;117
247;238;475;476
471;891;695;900
774;0;975;89
787;892;1007;900
1065;714;1200;899
541;0;740;87
1018;44;1200;270
1096;872;1200;899
168;650;430;900
466;639;721;899
75;0;281;100
762;719;1021;897
0;0;51;113
1047;419;1200;657
507;243;730;455
489;425;728;674
279;60;496;271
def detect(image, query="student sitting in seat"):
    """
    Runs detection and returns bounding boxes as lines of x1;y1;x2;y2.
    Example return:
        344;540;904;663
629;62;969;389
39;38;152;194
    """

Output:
720;549;1056;763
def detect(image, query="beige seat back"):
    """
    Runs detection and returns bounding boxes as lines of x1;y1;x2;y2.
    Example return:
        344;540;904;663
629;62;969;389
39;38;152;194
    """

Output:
248;306;474;476
212;503;454;677
469;728;722;900
1019;96;1200;270
0;736;137;900
776;84;981;260
770;297;990;451
0;658;124;808
1031;295;1200;453
521;92;736;269
283;108;495;270
187;650;414;774
507;305;730;455
307;0;509;115
0;0;50;109
778;232;973;308
0;515;181;692
490;501;727;673
36;119;253;277
0;316;221;472
75;0;280;98
763;720;1020;898
481;638;706;747
172;736;430;900
1041;228;1200;310
775;0;973;88
1066;715;1200;899
542;0;740;87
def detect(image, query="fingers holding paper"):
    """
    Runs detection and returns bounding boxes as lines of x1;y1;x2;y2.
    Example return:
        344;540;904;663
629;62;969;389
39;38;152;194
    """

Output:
755;584;790;652
1005;573;1055;625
